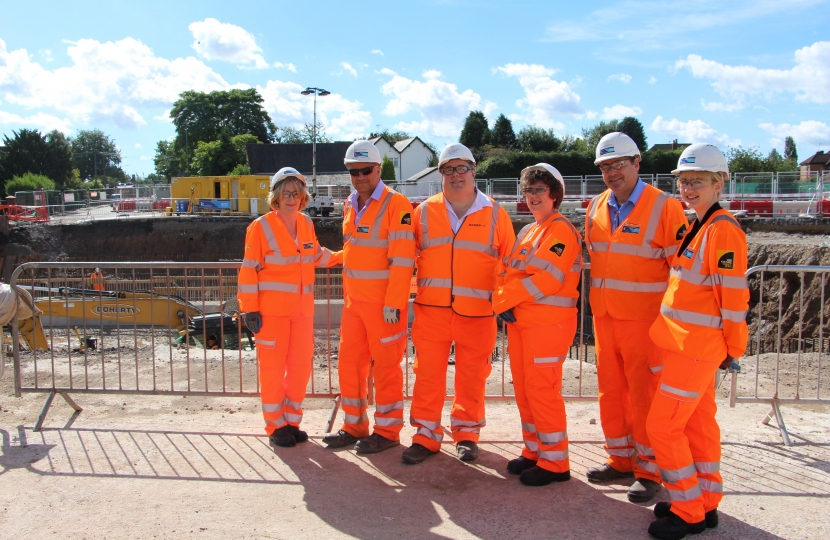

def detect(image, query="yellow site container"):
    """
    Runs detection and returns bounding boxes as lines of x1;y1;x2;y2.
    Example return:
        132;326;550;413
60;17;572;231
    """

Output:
171;175;271;215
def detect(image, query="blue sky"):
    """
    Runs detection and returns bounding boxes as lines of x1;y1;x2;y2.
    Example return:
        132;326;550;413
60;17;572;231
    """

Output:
1;0;829;176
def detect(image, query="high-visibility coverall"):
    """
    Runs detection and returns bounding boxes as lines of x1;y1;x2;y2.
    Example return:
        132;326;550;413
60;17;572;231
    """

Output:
493;212;582;473
410;193;515;451
585;184;688;481
89;271;105;291
337;185;416;440
648;205;748;524
237;211;340;435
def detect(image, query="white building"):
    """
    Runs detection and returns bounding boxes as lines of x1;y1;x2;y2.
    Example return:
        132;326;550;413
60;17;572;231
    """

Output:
368;136;436;182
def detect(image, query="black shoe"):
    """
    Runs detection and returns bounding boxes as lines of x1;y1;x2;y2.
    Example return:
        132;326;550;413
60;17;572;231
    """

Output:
519;466;571;486
269;426;296;448
322;430;358;448
286;425;308;443
654;502;718;529
355;433;400;454
456;441;479;462
401;443;438;464
628;478;663;502
507;456;537;475
648;513;706;540
586;463;634;484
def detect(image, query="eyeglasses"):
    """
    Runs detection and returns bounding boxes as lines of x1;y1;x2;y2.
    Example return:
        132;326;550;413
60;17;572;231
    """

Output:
348;165;378;177
440;165;475;176
676;179;710;190
598;159;630;173
522;186;549;196
281;191;301;199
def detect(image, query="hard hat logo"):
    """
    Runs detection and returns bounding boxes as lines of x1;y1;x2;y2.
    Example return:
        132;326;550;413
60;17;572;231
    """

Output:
599;146;615;155
680;157;696;164
354;151;369;158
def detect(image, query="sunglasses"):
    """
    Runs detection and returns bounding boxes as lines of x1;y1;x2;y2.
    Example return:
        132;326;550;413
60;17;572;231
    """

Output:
348;165;378;177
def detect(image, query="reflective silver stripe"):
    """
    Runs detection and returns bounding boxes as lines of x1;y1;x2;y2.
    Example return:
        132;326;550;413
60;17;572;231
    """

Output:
722;308;747;323
302;255;316;264
606;435;633;447
535;295;578;308
637;457;660;474
283;398;303;410
343;233;352;244
238;283;258;294
379;329;408;345
642;191;670;248
315;249;332;266
538;449;569;461
454;239;493;254
262;403;283;413
489;200;501;247
591;277;668;293
284;412;302;423
660;383;700;400
538;430;567;444
534;355;566;365
634;442;655;458
418;277;452;289
590;241;609;253
265;253;300;265
510;259;526;270
416;426;444;442
649;364;664;374
671;267;711;286
521;422;537;433
388;230;415;241
256;339;276;347
265;417;287;429
349;237;389;248
524;440;539;452
302;284;314;294
389;256;415;267
661;304;722;329
450;417;486;428
454;426;482;433
698;479;723;493
667;483;703;502
521;277;545;300
608;242;667;259
259;282;299;293
370;188;394;238
713;274;748;289
375;417;404;427
342;397;368;408
242;258;261;270
421;236;453;249
345;268;390;280
452;286;492;300
411;416;441;431
607;448;637;457
661;463;697;483
665;245;678;257
375;401;404;414
525;255;566;282
695;461;720;474
257;215;280;252
344;413;369;424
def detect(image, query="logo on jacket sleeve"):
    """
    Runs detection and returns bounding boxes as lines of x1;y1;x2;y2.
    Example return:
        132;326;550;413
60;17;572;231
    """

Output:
549;240;566;256
675;223;687;241
400;211;411;225
717;250;735;269
682;248;695;259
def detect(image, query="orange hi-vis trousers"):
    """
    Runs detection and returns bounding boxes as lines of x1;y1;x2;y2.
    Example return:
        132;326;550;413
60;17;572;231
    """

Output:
508;315;576;473
256;303;313;436
594;315;663;482
337;297;408;440
410;304;495;452
647;349;723;525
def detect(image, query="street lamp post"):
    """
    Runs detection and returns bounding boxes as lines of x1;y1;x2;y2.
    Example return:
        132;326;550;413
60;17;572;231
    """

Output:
300;87;330;194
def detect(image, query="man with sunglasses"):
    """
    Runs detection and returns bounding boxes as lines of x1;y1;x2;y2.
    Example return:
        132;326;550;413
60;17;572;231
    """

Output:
584;132;688;503
322;140;416;454
402;142;515;465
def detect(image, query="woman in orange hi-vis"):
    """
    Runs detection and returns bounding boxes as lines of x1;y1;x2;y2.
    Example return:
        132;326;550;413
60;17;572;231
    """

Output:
237;167;341;450
493;163;582;487
645;144;748;540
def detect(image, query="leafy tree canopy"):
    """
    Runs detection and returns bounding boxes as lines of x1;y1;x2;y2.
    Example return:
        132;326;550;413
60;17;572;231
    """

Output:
369;129;411;144
0;128;74;191
380;156;396;181
490;114;517;149
517;125;560;153
273;122;333;144
459;111;490;149
784;136;798;162
617;116;648;153
192;131;259;176
6;172;56;194
70;129;122;181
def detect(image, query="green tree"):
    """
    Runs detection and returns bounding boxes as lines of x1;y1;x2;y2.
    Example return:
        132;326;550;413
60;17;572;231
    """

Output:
617;117;648;153
490;114;517;149
784;136;798;162
228;163;251;176
43;130;74;187
70;129;123;181
459;110;490;149
517;125;560;152
0;128;74;191
380;156;396;181
559;135;589;153
191;130;256;176
581;120;620;151
5;172;56;194
726;146;766;173
370;129;411;144
154;140;185;179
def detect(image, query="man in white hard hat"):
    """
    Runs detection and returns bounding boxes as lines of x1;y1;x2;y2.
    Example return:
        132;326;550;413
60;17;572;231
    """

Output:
402;142;515;465
323;140;416;454
584;132;689;502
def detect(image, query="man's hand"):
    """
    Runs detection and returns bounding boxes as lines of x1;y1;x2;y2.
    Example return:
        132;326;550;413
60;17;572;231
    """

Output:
497;309;516;324
383;306;401;324
719;355;741;372
242;312;262;334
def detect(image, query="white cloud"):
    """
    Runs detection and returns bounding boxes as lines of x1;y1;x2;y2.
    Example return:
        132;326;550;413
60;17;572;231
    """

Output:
370;49;384;56
39;49;53;62
0;109;72;133
494;63;583;130
675;41;830;109
422;69;441;80
134;143;142;148
651;115;739;147
188;18;268;69
601;104;642;119
154;109;171;122
338;62;357;77
379;69;495;139
649;76;657;84
700;100;745;113
759;120;830;149
607;73;632;84
273;62;297;73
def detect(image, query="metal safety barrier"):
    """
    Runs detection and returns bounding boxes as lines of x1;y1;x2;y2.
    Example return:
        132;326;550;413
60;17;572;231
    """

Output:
729;265;830;446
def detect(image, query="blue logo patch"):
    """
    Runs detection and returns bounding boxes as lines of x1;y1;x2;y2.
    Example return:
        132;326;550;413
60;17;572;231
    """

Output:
621;225;640;234
354;151;369;158
357;226;370;234
599;146;615;155
519;248;528;255
303;242;314;249
680;157;696;164
682;249;695;259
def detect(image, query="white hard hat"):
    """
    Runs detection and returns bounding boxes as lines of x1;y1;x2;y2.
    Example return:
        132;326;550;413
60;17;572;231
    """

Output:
594;132;641;165
672;143;729;175
95;267;100;272
270;167;306;190
521;163;566;197
344;140;381;164
438;143;476;169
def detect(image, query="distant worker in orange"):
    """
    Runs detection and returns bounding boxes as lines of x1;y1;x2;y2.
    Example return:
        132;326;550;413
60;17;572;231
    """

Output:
646;144;748;540
403;143;515;465
238;167;341;450
585;132;688;503
493;163;582;486
90;268;105;291
322;140;416;454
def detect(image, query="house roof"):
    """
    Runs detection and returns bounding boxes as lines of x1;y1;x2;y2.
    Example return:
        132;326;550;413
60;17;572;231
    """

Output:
408;166;439;181
369;136;400;153
648;142;691;152
245;142;353;175
799;151;830;166
394;138;417;152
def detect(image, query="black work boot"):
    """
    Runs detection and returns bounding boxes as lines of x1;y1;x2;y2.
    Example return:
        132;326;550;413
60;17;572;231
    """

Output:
520;466;571;486
269;426;296;448
654;502;719;529
355;433;400;454
628;478;663;502
401;443;438;464
322;429;358;448
648;513;706;540
456;441;479;462
586;463;634;484
507;456;537;475
286;425;308;443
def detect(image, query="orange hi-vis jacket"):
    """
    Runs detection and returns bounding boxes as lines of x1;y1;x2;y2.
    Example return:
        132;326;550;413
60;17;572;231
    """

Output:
342;185;416;311
493;211;583;326
237;211;340;317
586;184;688;321
650;207;749;361
414;193;515;317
